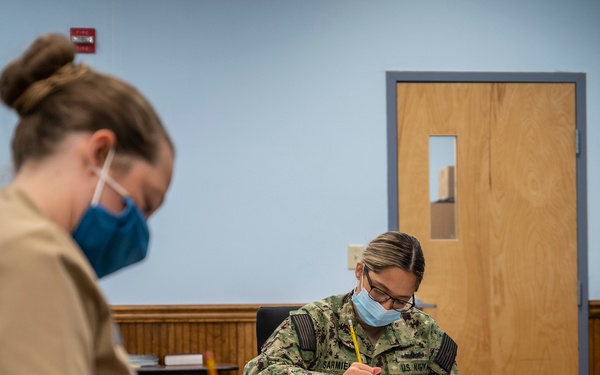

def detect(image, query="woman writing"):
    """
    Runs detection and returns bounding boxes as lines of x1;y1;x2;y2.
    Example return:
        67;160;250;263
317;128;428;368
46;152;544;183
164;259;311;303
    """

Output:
244;231;460;375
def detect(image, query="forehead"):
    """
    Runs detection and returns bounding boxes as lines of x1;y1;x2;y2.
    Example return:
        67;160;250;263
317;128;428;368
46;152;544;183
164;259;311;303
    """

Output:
368;266;418;297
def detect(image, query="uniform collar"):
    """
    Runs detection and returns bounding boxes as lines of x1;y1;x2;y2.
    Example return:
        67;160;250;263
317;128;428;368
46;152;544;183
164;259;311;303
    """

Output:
338;292;366;353
340;291;417;359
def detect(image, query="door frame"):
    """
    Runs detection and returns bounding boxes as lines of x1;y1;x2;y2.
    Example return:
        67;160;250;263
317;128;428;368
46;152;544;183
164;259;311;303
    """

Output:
385;71;588;374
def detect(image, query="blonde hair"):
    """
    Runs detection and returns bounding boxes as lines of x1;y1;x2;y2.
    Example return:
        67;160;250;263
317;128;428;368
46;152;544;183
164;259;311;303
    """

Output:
361;231;425;289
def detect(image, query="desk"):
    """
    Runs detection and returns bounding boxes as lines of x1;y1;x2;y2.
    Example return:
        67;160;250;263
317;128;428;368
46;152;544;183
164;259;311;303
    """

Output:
137;363;238;375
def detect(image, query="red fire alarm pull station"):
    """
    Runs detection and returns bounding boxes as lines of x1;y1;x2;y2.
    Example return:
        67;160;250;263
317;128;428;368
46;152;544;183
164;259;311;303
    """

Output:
70;28;96;53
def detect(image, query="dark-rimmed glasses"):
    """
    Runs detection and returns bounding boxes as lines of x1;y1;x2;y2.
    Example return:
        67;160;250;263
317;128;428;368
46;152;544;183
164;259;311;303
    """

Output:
364;266;414;312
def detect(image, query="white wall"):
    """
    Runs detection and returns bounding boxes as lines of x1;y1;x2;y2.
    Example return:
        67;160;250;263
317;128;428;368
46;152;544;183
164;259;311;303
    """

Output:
1;0;598;304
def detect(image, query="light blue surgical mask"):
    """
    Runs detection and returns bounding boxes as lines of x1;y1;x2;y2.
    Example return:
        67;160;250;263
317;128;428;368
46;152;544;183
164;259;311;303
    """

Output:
352;271;401;327
72;148;150;278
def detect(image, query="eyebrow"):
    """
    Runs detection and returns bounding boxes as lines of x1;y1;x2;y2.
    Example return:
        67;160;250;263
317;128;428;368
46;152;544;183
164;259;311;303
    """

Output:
370;277;412;300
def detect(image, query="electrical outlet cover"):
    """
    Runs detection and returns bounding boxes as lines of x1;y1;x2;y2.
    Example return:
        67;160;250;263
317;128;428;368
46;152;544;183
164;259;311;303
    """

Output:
347;244;364;270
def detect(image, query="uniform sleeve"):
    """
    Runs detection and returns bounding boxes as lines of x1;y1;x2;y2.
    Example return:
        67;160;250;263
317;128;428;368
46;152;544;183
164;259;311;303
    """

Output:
0;235;98;374
425;321;460;375
244;314;330;375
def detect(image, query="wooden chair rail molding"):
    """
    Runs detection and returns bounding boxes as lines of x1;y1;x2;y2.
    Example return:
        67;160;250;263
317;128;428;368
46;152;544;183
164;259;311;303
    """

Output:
591;301;600;375
112;304;261;323
113;302;600;375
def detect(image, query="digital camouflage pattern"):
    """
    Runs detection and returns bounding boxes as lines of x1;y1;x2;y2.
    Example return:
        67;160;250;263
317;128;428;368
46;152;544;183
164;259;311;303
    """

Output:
244;292;459;375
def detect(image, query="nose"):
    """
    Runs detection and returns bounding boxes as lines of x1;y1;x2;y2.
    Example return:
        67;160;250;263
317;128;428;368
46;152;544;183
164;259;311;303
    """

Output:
380;299;395;310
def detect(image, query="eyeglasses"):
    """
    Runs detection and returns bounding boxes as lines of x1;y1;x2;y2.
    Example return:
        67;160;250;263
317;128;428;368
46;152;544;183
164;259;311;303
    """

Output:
364;267;414;312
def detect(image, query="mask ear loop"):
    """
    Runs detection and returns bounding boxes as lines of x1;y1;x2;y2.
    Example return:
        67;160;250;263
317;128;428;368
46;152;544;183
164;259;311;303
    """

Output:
90;148;115;206
91;166;130;198
354;264;366;296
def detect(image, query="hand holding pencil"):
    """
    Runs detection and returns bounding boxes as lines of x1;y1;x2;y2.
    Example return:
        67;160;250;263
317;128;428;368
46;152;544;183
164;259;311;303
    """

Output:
346;320;382;375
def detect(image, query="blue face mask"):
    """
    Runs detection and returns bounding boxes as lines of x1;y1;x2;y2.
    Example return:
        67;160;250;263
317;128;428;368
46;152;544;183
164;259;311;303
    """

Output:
72;149;150;278
352;271;401;327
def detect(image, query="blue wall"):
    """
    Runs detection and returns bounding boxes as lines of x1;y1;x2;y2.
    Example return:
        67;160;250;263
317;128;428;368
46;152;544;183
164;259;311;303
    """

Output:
1;0;599;304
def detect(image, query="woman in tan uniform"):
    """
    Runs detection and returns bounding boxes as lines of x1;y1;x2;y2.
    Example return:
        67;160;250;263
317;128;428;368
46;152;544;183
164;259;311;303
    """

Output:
0;34;174;374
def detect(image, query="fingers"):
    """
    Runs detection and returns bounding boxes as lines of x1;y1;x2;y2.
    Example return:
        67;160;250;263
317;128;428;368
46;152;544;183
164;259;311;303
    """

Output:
343;362;382;375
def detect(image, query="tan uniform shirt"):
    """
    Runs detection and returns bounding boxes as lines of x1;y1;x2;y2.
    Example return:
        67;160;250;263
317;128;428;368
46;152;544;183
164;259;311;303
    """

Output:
0;185;134;375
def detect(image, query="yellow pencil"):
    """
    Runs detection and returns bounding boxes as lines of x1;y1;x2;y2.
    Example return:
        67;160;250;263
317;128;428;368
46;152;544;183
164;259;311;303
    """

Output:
348;319;362;363
205;351;218;375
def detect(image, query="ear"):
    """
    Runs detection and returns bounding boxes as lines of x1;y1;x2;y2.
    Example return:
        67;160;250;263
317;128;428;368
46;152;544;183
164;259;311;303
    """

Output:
354;262;364;280
83;130;117;169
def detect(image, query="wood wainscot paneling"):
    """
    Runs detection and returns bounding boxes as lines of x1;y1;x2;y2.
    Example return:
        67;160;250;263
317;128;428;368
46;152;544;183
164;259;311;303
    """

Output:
112;305;262;375
114;302;600;375
591;301;600;375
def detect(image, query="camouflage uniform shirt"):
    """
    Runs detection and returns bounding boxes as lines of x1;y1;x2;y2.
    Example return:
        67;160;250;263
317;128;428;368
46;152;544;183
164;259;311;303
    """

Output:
244;292;459;375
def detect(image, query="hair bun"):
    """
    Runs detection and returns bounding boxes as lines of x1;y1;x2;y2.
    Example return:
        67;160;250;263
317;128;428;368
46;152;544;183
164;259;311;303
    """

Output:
0;34;76;115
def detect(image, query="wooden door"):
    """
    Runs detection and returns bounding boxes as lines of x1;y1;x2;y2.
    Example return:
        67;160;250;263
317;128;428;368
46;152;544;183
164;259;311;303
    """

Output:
395;82;578;374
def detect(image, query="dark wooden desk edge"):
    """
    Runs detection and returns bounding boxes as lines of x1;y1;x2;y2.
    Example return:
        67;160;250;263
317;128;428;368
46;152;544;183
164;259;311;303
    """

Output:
136;363;238;374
